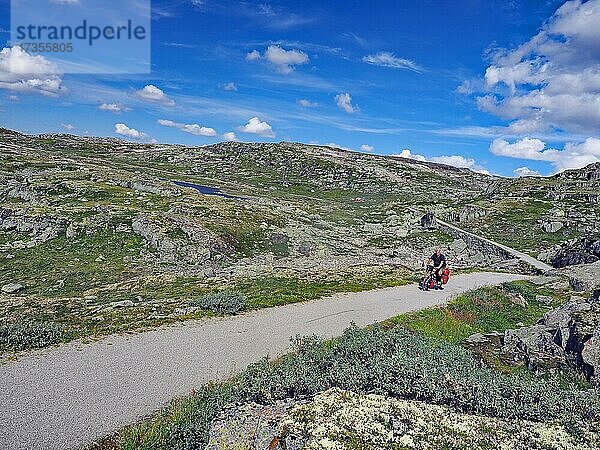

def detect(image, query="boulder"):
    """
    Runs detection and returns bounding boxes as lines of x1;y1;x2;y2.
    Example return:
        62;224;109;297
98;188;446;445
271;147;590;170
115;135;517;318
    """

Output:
420;212;436;228
110;300;135;308
551;237;600;268
564;262;600;291
1;282;25;294
582;330;600;380
270;233;290;245
539;301;591;348
542;221;563;233
502;325;566;372
450;238;468;254
591;289;600;303
297;242;312;256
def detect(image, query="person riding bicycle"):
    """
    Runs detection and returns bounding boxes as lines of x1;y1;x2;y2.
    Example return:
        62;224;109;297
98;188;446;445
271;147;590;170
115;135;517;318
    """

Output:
430;248;447;290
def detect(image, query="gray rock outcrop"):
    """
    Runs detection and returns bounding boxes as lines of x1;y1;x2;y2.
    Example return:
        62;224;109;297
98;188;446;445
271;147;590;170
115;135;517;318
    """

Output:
550;237;600;268
472;299;600;381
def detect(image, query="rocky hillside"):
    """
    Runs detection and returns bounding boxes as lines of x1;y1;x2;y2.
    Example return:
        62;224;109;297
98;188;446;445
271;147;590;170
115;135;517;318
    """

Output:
1;128;599;347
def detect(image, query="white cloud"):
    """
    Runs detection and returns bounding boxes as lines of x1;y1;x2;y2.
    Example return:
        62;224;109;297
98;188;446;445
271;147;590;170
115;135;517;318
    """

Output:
491;137;600;172
490;137;554;160
335;92;359;113
298;99;318;107
0;46;66;96
391;149;489;174
477;0;600;134
514;167;541;177
223;132;238;141
263;45;309;74
222;82;237;91
362;52;423;72
360;144;374;152
238;117;276;138
158;119;216;136
114;123;148;140
135;85;175;106
246;50;261;61
98;102;129;114
9;95;18;101
50;0;80;3
61;123;75;131
391;149;427;161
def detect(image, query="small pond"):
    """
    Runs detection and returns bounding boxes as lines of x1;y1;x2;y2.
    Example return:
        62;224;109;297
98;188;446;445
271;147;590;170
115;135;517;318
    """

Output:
172;180;241;199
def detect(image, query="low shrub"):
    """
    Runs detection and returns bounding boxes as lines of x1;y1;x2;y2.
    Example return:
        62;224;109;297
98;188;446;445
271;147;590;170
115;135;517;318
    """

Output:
190;291;246;314
0;321;70;352
114;325;600;450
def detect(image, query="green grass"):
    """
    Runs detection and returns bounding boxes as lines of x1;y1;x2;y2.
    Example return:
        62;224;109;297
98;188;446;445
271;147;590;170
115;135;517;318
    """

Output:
236;267;411;309
0;231;143;298
0;266;412;354
388;281;562;344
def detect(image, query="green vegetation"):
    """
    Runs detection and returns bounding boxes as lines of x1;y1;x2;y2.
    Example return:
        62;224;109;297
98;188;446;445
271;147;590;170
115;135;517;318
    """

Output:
0;321;72;352
190;291;246;315
100;316;599;450
389;281;565;344
0;266;412;355
0;231;143;298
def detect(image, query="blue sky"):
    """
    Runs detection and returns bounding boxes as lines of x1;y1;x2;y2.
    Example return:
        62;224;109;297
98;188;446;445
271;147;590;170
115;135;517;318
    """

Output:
1;0;600;177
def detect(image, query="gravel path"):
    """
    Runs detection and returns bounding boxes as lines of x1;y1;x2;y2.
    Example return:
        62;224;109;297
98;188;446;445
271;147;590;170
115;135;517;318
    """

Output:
0;272;528;450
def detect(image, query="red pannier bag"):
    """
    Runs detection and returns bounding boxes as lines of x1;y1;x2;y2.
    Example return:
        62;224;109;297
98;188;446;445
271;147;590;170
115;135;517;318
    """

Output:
428;277;436;289
441;268;450;285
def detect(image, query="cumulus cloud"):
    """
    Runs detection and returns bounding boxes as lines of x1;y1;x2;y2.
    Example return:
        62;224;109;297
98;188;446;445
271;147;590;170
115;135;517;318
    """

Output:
223;132;238;141
298;99;318;107
158;119;216;136
362;52;423;72
514;166;541;177
135;84;175;106
114;123;148;140
61;123;75;131
335;92;359;113
247;46;309;74
477;0;600;134
246;50;261;61
222;82;237;91
491;137;600;172
0;46;66;96
238;117;275;138
360;144;374;152
391;149;427;161
391;149;490;174
99;102;129;114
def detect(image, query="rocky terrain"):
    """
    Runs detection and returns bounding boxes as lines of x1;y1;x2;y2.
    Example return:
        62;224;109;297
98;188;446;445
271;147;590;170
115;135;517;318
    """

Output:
206;388;598;450
466;286;600;381
0;128;599;350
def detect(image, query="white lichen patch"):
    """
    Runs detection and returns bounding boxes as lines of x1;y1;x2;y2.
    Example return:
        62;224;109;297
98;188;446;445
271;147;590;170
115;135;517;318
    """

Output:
280;388;600;450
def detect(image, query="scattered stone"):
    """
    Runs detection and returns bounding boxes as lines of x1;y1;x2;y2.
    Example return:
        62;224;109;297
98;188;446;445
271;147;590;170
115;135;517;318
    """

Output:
270;233;289;245
449;238;468;254
110;300;135;308
542;221;563;233
297;242;312;257
172;306;203;316
535;295;553;306
1;283;25;294
506;292;528;307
